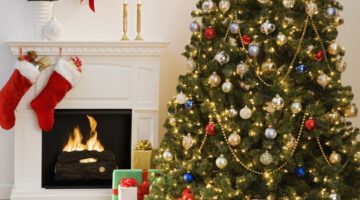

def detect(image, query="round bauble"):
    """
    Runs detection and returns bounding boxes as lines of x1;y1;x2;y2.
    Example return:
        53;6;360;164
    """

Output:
328;41;340;55
260;151;273;165
215;51;230;65
169;117;176;126
208;72;221;87
176;92;188;104
205;122;216;136
215;154;228;169
306;1;319;17
276;32;287;46
229;22;240;34
333;17;344;26
282;0;295;8
204;27;216;40
261;59;277;72
296;166;306;177
305;118;316;131
271;95;285;110
189;21;200;33
187;59;196;71
290;101;302;114
228;106;238;118
325;7;338;19
317;72;331;88
344;104;358;118
329;193;341;200
248;43;260;57
236;61;249;78
183;172;194;183
185;100;194;110
183;134;194;150
336;60;347;72
219;0;230;14
222;80;233;93
296;63;306;73
163;149;173;161
240;106;252;119
228;132;241;146
257;0;271;4
265;127;277;139
202;0;215;13
329;151;342;164
260;20;276;35
314;50;325;62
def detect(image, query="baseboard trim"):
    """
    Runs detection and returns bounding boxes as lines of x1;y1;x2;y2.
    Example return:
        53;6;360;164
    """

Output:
0;184;12;200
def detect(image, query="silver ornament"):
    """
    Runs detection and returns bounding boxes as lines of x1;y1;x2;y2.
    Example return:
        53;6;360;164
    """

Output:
219;0;230;14
215;51;230;65
240;106;252;119
271;95;285;110
260;20;276;35
260;151;273;165
325;7;338;19
202;0;215;13
176;92;188;104
208;72;222;87
290;100;302;114
328;41;340;55
265;127;277;139
282;0;295;8
336;60;347;72
317;72;331;88
187;58;196;71
182;133;194;150
216;154;228;169
228;106;238;118
229;22;240;34
306;1;319;17
261;59;277;72
329;193;341;200
236;61;249;78
228;132;241;146
163;149;173;161
248;43;260;57
222;79;233;93
189;21;200;33
276;32;287;46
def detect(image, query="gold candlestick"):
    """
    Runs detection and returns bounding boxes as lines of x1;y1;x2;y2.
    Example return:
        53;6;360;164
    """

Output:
121;2;129;41
135;3;143;41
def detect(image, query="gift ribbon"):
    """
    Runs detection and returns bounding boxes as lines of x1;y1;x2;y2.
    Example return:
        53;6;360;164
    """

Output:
120;178;138;187
138;169;150;200
80;0;95;12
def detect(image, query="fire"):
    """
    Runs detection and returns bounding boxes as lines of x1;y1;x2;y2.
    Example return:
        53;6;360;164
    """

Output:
63;115;105;152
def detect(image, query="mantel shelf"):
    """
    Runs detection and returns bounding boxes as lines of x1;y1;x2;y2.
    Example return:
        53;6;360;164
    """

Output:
6;41;169;56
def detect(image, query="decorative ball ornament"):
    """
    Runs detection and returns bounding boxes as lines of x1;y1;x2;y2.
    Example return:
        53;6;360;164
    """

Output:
327;111;341;124
215;51;230;65
271;95;285;110
329;193;341;200
260;151;273;165
185;100;194;110
248;43;260;57
314;50;325;62
290;101;302;114
265;127;277;139
257;0;271;4
187;59;196;71
236;61;249;78
329;151;342;164
306;1;319;17
228;106;238;118
282;0;295;8
189;21;200;33
201;0;215;13
182;134;194;150
317;72;331;88
240;106;252;119
328;41;340;55
344;104;358;118
242;35;251;45
229;23;240;35
176;92;188;104
260;20;276;35
169;117;176;126
296;166;306;177
276;33;287;46
219;0;230;14
222;79;233;93
208;72;221;87
336;60;347;72
325;7;338;19
205;122;216;136
261;59;277;72
305;118;316;131
333;16;344;26
228;132;241;146
204;27;216;40
296;63;307;73
183;172;194;183
215;154;228;169
163;149;174;161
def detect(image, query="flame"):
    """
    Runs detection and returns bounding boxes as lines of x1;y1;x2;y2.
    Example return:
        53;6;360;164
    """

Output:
63;115;105;152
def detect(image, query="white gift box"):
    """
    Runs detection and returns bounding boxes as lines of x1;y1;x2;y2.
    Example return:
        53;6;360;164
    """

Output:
119;185;138;200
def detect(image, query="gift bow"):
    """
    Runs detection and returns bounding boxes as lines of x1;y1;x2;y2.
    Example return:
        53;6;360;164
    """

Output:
120;178;138;187
138;169;150;200
80;0;95;12
136;140;152;150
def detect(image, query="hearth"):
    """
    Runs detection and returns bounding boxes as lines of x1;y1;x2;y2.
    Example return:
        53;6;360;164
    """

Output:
42;109;132;189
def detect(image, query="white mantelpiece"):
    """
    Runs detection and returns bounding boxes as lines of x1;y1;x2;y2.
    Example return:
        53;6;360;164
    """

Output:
7;41;168;200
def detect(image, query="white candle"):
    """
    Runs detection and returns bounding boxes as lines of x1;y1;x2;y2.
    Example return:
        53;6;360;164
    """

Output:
124;0;128;4
138;0;141;4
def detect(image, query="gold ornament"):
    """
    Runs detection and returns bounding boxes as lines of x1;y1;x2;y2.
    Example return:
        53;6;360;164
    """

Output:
290;100;302;114
333;17;344;26
163;149;173;161
135;140;152;150
328;41;340;55
329;151;342;164
215;154;228;169
317;71;331;88
240;106;252;119
276;32;287;46
236;61;249;78
218;0;230;14
306;1;318;17
282;0;295;8
261;59;277;72
228;132;241;146
344;104;358;118
208;72;221;87
221;79;233;93
260;151;273;165
182;133;194;150
327;111;341;124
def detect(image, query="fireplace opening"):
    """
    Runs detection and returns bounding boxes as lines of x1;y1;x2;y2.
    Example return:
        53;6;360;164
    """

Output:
42;109;132;189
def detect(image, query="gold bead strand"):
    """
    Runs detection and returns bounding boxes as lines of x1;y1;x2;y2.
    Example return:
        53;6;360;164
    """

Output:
316;136;333;166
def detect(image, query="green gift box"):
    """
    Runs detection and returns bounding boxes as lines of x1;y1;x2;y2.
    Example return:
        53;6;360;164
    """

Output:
112;169;161;200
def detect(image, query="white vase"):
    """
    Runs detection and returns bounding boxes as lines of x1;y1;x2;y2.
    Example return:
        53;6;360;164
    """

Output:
43;17;64;41
28;1;54;40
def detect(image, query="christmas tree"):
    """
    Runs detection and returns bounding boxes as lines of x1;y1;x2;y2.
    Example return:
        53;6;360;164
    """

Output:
147;0;360;199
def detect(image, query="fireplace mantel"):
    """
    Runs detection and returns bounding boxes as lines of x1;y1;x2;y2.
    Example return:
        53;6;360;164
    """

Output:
6;41;169;200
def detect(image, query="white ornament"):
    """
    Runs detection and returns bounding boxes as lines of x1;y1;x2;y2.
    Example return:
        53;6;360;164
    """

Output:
290;100;302;114
182;134;194;150
187;59;196;71
236;61;249;78
43;17;64;41
265;127;277;139
228;132;241;146
169;117;176;126
282;0;295;8
219;0;230;14
329;193;341;200
216;154;228;169
261;59;277;72
240;106;252;119
276;33;287;46
163;150;173;161
228;106;238;118
306;1;319;17
317;72;331;88
248;43;260;57
260;151;273;165
260;20;276;35
208;72;222;87
176;92;188;104
215;51;230;65
222;79;233;93
271;95;285;110
202;0;215;13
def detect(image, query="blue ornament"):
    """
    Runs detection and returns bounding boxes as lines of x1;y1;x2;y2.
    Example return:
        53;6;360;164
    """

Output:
296;166;306;177
183;172;194;183
296;63;306;73
325;7;337;19
189;21;200;33
248;43;260;57
185;100;194;110
229;23;240;34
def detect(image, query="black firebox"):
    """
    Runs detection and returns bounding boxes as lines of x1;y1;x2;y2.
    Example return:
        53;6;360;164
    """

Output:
42;109;132;189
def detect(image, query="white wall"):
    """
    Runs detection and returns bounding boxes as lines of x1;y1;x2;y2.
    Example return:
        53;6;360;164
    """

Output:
0;0;359;199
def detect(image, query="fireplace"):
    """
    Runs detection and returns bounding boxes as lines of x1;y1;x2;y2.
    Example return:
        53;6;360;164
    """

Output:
42;109;132;189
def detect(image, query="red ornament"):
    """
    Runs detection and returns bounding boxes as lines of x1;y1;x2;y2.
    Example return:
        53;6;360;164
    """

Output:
204;27;216;40
205;122;216;135
242;35;251;45
305;118;316;131
314;50;325;62
178;188;193;200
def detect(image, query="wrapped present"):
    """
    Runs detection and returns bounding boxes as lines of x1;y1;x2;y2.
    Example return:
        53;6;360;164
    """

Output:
131;140;154;169
119;178;138;200
112;169;161;200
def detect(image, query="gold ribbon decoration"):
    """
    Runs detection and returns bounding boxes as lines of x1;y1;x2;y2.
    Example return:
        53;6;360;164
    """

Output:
135;140;152;150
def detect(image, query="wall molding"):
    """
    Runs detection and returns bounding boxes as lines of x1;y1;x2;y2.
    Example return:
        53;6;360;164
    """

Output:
0;184;12;200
